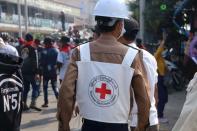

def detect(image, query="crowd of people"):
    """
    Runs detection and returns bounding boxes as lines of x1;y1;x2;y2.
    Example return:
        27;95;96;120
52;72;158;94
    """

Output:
15;33;80;110
0;0;196;131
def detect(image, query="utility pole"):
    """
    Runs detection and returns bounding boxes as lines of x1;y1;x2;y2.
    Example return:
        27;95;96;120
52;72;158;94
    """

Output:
139;0;145;41
24;0;28;33
17;0;22;38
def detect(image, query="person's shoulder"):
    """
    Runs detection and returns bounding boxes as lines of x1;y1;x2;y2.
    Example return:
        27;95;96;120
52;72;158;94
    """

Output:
37;46;44;51
72;42;87;52
51;47;59;52
5;44;18;55
142;49;154;59
142;49;157;69
119;42;131;49
5;44;16;50
70;43;89;60
126;43;140;51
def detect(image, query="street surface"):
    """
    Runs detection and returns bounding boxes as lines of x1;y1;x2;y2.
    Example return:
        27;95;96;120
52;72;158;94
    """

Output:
21;87;186;131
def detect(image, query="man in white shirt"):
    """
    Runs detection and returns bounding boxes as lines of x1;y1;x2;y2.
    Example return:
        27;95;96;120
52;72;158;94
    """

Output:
57;36;71;83
118;19;159;131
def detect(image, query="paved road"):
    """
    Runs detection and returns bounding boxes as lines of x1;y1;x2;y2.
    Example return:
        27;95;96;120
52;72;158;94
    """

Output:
159;90;186;131
21;90;58;131
21;88;186;131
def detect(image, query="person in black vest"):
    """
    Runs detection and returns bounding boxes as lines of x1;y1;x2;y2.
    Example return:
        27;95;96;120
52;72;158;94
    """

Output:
21;34;41;111
0;52;23;131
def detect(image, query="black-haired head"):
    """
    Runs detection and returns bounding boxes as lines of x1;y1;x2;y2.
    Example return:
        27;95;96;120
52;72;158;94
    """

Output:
25;33;33;42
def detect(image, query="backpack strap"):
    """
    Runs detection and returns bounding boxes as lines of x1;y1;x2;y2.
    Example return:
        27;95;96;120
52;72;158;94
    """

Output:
122;48;139;66
79;43;91;62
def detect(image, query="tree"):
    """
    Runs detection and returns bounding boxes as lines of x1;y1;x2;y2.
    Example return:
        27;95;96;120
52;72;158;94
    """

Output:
129;1;140;21
129;0;178;43
143;0;178;43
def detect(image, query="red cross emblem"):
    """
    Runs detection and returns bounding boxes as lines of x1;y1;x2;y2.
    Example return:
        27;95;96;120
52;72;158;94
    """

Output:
95;83;111;99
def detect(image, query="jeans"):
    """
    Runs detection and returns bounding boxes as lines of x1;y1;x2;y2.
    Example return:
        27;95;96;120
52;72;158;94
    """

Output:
82;119;128;131
157;75;168;118
23;75;39;104
43;76;59;104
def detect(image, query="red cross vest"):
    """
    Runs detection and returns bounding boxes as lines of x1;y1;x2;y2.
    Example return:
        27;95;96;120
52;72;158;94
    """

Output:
76;43;138;123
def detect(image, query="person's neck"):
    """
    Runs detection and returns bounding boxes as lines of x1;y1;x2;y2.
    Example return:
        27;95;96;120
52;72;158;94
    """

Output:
101;32;113;36
25;41;33;46
96;34;118;45
99;33;117;39
121;38;133;45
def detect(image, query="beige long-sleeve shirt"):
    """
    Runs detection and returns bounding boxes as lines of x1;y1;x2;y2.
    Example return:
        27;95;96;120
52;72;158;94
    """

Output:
57;35;150;131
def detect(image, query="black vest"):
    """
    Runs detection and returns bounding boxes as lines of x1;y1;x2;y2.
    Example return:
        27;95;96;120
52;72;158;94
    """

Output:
0;53;23;131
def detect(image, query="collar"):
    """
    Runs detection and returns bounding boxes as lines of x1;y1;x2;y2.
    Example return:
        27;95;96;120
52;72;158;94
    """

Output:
128;42;137;48
25;41;34;46
61;45;70;52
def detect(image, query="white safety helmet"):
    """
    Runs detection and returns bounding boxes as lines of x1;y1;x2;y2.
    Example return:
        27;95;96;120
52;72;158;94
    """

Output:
93;0;129;19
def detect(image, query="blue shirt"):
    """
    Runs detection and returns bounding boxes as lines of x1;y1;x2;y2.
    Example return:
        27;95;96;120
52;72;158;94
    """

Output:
40;47;59;77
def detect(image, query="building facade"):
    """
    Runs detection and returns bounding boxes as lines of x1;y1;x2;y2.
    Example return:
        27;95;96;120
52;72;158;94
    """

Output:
0;0;97;34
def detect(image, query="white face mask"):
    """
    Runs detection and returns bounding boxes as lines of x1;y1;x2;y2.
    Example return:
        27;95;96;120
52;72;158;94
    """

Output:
118;21;125;39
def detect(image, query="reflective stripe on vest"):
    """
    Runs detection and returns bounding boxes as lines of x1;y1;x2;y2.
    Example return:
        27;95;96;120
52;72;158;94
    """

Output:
76;43;138;123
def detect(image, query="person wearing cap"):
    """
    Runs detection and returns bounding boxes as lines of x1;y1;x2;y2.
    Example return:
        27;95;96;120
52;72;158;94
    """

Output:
118;19;159;131
40;37;59;107
0;50;23;131
0;36;23;131
57;36;71;83
57;0;150;131
21;33;41;111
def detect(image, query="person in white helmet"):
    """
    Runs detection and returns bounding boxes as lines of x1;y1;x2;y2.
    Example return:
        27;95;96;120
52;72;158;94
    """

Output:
118;19;159;131
57;0;150;131
0;37;23;131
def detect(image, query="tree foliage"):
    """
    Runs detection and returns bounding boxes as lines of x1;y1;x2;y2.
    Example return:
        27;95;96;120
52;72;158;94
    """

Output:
129;2;139;21
144;0;179;42
129;0;179;43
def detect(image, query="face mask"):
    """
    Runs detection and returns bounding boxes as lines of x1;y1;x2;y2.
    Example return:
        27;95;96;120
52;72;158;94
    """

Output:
118;21;126;39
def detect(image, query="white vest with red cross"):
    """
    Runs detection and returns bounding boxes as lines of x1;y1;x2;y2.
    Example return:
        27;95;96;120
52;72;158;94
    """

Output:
76;43;138;123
